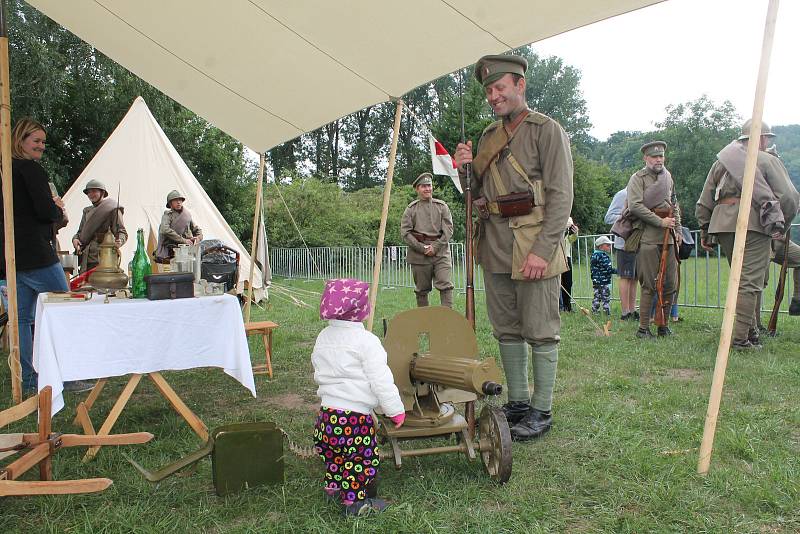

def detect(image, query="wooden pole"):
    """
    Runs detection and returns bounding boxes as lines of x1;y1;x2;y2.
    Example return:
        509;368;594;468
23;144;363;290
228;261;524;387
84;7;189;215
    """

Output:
244;153;265;323
0;0;22;403
367;99;403;331
697;0;780;475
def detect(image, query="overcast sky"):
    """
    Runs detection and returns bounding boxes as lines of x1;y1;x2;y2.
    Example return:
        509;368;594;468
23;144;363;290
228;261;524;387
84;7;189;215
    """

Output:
531;0;798;140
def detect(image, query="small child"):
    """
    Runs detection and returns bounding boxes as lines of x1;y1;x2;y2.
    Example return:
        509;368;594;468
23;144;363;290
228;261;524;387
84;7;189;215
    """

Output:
312;278;406;517
591;236;617;315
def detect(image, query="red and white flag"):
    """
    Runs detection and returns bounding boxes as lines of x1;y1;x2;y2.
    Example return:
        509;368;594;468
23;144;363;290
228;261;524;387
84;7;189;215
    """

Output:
429;134;462;194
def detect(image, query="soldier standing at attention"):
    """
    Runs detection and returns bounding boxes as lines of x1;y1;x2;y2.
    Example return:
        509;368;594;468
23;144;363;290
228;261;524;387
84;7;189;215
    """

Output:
400;172;454;308
454;55;573;441
626;141;680;339
696;120;799;349
72;179;127;272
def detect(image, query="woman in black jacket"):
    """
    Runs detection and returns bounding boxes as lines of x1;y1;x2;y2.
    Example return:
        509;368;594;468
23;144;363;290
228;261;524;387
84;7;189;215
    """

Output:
0;118;68;393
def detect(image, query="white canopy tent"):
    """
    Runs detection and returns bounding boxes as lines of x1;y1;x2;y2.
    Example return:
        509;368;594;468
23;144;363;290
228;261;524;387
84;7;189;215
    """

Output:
25;0;664;152
60;97;267;301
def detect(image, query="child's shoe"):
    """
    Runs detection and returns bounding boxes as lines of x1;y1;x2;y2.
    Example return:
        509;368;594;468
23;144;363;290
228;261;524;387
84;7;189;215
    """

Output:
343;498;390;517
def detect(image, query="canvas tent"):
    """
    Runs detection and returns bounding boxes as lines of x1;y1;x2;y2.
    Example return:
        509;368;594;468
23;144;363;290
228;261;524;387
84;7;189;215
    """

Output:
24;0;664;153
59;97;268;301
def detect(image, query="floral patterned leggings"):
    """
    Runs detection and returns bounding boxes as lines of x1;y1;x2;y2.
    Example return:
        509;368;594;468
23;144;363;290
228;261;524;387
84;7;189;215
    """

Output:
314;407;379;504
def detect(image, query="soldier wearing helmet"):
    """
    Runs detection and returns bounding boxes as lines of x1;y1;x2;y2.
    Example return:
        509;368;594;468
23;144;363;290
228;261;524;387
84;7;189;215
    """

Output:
71;179;127;272
155;190;203;262
696;119;799;349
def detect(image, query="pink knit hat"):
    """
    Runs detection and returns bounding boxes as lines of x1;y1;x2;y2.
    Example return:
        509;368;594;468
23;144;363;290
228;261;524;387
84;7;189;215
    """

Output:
320;278;371;322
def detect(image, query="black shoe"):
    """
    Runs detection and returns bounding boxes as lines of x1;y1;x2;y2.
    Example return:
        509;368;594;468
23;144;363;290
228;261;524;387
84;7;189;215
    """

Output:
789;298;800;316
657;326;673;337
636;327;655;339
748;328;762;347
510;409;552;441
501;402;532;426
632;311;640;320
620;313;631;321
732;339;762;351
63;380;96;393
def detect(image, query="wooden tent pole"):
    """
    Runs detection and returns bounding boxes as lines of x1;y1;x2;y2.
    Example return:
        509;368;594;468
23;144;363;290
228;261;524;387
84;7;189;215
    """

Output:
697;0;780;475
367;99;403;331
0;0;22;403
244;153;265;323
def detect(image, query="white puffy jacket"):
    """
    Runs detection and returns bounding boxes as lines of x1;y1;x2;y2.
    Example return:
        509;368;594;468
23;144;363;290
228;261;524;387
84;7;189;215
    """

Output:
312;320;404;417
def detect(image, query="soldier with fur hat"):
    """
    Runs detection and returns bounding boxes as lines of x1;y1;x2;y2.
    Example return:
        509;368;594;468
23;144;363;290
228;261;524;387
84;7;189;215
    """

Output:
400;172;454;307
696;120;799;349
454;54;574;441
72;179;127;272
155;190;203;262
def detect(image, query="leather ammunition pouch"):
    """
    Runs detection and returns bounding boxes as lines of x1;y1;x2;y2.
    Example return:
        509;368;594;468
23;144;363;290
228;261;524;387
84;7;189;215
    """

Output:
652;207;672;219
495;191;533;218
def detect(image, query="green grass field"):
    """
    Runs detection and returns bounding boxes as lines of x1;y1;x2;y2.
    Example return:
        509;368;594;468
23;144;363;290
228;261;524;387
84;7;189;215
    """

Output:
1;279;799;533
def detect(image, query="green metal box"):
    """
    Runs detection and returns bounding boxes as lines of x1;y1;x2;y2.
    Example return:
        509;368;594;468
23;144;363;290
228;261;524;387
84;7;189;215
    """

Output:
211;422;284;496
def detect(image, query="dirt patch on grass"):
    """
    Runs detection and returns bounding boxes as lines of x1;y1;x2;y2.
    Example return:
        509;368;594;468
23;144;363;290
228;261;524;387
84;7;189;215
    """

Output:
266;393;319;413
665;368;701;380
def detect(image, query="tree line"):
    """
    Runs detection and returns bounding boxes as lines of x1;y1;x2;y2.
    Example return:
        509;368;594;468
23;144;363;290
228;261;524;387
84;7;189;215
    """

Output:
6;0;798;250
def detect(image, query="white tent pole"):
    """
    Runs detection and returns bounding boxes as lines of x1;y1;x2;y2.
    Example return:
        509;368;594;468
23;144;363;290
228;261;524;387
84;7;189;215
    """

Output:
698;0;780;475
0;0;22;403
367;99;403;331
244;153;265;323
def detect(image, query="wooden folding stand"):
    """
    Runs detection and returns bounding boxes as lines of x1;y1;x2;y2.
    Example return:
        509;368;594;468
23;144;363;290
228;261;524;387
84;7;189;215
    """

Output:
0;386;152;496
73;372;209;463
245;320;278;378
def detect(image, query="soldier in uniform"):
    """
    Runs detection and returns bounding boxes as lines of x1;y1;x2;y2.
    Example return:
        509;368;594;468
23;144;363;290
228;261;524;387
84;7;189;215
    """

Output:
71;179;127;272
626;141;680;339
155;190;203;262
696;120;799;349
400;172;454;308
454;55;573;441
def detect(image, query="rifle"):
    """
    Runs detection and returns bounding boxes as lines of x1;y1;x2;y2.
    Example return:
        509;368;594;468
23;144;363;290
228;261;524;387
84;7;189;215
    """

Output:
654;207;673;328
460;70;475;331
766;231;791;336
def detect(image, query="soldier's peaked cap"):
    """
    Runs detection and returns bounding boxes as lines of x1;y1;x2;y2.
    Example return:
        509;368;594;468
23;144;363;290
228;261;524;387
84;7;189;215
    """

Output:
413;172;433;188
474;54;527;87
83;179;109;197
640;141;667;157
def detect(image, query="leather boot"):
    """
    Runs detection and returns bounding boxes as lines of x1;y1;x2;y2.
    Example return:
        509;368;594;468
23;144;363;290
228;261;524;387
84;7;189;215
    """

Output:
439;289;453;308
501;401;531;426
789;297;800;316
415;293;429;307
510;408;552;441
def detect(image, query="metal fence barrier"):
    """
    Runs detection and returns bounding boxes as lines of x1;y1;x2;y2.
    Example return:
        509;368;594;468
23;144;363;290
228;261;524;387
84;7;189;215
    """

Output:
269;224;798;313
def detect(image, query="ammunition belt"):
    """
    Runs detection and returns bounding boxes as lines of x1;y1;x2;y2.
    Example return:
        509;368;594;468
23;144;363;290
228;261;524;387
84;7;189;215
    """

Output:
411;231;441;242
717;197;739;205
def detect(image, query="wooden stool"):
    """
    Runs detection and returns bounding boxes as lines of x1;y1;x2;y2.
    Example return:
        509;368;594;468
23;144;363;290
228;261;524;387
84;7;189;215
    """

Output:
245;321;278;378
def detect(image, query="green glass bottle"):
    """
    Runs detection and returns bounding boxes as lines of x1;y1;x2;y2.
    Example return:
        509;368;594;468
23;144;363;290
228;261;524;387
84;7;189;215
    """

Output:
131;228;151;298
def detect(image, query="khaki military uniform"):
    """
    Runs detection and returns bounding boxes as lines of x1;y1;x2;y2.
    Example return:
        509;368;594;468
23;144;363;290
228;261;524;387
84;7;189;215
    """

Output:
696;150;799;341
400;197;454;307
159;209;203;247
626;166;680;330
463;110;573;346
73;204;128;272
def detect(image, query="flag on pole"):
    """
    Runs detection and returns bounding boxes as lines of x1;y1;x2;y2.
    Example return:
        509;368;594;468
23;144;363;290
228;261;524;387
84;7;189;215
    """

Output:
429;134;462;194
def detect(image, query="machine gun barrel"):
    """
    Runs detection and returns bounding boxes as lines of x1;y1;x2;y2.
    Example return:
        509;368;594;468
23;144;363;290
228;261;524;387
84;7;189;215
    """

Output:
410;355;503;396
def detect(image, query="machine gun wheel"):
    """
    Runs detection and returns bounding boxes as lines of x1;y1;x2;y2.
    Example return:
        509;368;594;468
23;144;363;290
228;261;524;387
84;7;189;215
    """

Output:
477;406;512;484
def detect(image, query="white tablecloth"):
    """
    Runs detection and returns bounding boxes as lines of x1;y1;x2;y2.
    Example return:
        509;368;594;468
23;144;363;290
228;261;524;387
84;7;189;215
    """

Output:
33;293;256;415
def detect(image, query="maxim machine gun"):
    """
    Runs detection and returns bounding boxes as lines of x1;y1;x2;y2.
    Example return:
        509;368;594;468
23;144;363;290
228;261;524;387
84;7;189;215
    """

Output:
378;307;512;483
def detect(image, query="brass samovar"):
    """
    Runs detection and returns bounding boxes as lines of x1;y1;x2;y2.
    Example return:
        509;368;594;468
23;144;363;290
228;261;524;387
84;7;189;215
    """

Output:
88;230;128;290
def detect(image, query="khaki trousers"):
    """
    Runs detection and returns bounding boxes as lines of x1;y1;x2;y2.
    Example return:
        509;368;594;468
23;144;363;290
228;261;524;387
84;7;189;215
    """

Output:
717;231;772;341
483;273;560;347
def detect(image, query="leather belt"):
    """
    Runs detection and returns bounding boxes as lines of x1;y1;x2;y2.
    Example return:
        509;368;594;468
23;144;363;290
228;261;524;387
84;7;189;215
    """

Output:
718;197;739;205
411;232;440;242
